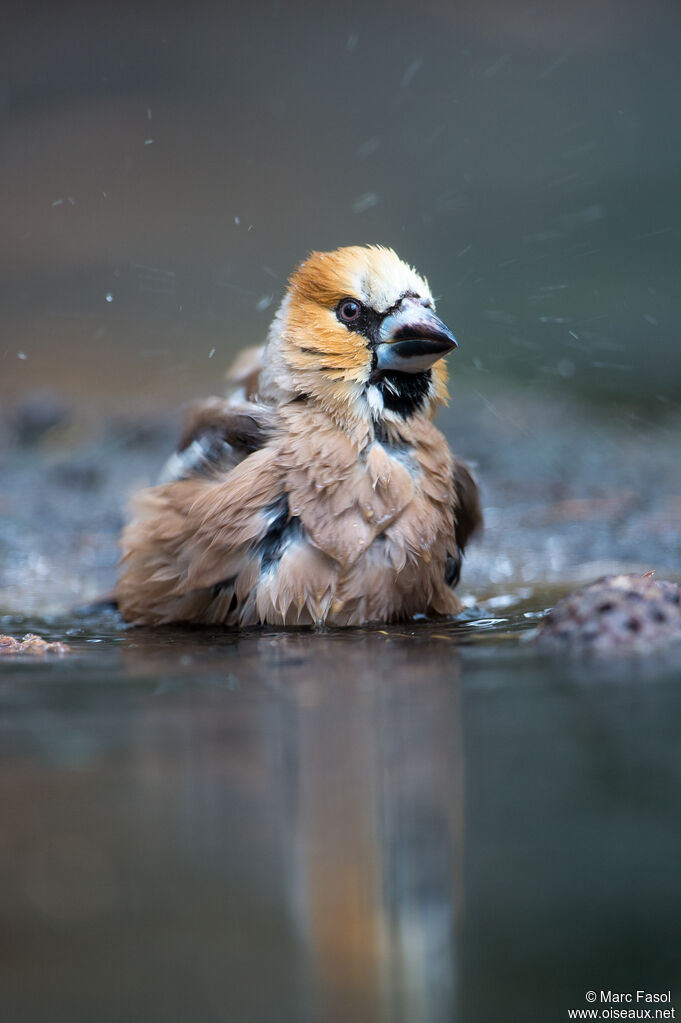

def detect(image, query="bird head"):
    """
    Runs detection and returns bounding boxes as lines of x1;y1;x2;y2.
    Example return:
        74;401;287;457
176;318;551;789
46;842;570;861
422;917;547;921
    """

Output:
260;245;458;429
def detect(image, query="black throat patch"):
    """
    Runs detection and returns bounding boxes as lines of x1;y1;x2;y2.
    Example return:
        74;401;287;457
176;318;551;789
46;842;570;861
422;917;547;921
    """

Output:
372;369;432;419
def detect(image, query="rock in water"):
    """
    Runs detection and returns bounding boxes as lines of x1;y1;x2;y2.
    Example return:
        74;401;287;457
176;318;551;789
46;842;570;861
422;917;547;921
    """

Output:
534;574;681;655
0;633;71;656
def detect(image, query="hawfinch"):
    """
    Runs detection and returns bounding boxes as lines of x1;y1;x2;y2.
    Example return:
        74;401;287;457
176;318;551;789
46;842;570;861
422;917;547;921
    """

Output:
116;246;482;626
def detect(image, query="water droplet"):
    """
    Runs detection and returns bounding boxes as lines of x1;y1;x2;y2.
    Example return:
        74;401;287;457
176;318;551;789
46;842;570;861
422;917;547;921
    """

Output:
402;58;423;88
352;192;379;214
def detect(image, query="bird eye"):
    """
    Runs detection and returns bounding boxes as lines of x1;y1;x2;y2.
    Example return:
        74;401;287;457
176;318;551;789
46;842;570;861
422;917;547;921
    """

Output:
337;298;362;324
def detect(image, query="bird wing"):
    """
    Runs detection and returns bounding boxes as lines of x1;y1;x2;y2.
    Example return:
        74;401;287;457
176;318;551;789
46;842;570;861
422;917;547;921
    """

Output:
445;457;483;587
452;457;483;550
158;397;277;482
117;445;287;625
118;344;291;624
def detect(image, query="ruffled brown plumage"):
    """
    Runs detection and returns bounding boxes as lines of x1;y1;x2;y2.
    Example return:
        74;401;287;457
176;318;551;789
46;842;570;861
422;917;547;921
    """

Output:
116;246;482;627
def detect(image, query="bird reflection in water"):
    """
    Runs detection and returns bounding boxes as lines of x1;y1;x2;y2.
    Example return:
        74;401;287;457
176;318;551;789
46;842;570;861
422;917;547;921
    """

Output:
121;627;465;1021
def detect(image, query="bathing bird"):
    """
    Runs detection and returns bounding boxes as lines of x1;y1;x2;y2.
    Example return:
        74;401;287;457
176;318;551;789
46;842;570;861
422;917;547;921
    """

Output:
116;245;482;626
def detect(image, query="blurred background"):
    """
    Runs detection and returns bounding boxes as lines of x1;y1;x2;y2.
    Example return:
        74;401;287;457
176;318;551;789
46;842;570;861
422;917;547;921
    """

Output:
2;0;680;413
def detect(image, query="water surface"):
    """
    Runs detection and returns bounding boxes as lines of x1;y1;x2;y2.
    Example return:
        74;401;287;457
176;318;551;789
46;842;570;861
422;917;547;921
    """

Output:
2;606;680;1022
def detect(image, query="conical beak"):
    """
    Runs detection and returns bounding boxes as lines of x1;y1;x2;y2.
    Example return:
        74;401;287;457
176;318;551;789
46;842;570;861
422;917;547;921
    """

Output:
375;300;458;375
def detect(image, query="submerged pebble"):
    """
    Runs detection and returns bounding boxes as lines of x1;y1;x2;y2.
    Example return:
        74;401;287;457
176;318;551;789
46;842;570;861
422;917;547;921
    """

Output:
534;574;681;655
